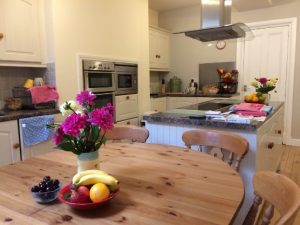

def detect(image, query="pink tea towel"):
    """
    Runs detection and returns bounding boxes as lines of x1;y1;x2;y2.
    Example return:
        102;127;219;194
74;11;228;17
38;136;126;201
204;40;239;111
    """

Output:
29;85;59;104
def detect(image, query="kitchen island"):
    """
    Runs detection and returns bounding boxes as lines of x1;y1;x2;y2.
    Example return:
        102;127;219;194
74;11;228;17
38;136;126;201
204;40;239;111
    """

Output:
143;99;284;225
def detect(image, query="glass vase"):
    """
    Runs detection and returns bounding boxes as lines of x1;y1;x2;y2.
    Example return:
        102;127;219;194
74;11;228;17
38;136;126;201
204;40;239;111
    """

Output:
76;150;100;172
263;93;271;105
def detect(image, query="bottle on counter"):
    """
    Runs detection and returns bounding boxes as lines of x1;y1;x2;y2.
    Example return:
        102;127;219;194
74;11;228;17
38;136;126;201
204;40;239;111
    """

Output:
160;79;166;94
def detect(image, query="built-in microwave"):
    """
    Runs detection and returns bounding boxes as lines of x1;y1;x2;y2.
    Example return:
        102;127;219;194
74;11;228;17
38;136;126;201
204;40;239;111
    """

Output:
83;60;115;93
115;63;138;95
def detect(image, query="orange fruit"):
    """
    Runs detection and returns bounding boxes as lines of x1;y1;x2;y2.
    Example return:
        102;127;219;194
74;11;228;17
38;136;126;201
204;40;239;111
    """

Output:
252;96;259;102
89;183;110;203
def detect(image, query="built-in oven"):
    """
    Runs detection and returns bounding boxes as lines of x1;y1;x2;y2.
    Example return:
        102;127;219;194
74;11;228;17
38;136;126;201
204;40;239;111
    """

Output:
115;63;138;95
83;60;115;93
94;92;116;121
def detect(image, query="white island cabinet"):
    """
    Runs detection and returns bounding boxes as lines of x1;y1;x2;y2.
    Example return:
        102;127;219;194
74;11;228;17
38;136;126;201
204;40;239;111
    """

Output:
143;102;284;225
0;120;21;165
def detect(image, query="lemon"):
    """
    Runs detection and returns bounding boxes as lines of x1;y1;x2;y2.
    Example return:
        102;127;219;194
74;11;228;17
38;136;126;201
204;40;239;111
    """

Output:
89;183;110;203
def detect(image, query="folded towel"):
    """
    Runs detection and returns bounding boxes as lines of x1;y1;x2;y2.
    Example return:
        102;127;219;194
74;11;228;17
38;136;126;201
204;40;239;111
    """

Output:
20;115;54;147
29;85;59;104
233;103;264;112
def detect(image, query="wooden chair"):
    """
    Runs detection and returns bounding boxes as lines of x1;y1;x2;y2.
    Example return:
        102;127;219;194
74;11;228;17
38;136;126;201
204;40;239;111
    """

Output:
182;129;248;171
104;125;149;143
243;171;300;225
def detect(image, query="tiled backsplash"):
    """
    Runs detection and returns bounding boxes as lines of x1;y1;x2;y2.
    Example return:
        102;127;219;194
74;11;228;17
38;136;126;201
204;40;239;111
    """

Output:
0;63;56;109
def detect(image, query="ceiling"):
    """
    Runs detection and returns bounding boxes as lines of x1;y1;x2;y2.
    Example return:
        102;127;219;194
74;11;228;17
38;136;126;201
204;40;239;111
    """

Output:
148;0;298;12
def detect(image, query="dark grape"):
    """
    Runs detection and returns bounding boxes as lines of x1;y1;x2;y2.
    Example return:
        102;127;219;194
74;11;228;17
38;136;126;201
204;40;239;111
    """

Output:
43;176;51;182
39;181;46;187
53;179;59;186
46;180;54;187
31;185;40;192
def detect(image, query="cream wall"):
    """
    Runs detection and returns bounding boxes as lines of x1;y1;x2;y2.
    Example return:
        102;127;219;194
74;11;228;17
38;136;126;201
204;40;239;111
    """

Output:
158;7;237;90
232;2;300;140
50;0;150;114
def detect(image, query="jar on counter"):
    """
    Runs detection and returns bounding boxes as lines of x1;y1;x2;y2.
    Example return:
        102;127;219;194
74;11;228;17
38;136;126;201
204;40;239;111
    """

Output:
169;76;182;93
160;79;166;94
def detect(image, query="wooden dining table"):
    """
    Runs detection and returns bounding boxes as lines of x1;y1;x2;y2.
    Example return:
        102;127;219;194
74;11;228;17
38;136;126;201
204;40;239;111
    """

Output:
0;143;244;225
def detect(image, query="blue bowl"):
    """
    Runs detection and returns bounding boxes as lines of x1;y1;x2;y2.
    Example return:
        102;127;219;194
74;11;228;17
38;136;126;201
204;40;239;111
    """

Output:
31;185;61;203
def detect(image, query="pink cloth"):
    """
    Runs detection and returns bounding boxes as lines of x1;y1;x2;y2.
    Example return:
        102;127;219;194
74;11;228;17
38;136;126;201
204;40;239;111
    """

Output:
29;85;59;104
236;111;267;116
234;103;264;112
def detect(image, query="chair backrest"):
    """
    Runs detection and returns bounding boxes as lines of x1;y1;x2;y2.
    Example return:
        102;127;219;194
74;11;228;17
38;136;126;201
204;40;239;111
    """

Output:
182;129;248;171
243;171;300;225
104;125;149;143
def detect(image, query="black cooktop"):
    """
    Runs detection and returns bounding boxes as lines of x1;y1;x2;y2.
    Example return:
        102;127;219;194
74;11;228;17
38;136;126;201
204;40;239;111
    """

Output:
181;102;233;111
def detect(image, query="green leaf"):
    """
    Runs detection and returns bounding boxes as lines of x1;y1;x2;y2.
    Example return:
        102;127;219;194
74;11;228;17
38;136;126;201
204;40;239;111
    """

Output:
63;192;72;200
58;142;75;151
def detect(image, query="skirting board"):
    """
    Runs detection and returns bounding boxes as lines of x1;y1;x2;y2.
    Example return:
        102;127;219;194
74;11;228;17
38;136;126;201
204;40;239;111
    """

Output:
286;138;300;147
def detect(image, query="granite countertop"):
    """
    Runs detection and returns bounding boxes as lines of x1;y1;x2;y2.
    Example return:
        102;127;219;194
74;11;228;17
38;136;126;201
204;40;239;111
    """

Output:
143;100;284;131
0;108;60;122
150;92;239;98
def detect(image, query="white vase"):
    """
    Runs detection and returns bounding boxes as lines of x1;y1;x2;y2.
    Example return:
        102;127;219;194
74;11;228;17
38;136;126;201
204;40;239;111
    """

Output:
263;93;271;105
76;150;100;172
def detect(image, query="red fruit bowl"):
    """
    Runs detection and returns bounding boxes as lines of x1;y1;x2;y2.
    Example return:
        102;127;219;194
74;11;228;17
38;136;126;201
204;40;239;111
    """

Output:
58;183;120;209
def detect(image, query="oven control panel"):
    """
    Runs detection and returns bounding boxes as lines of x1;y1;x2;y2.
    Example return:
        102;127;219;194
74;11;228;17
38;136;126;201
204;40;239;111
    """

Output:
83;60;115;71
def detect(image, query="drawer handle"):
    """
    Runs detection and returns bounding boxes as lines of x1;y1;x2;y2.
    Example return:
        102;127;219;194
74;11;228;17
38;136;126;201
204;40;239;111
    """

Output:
13;143;20;149
126;121;131;125
276;130;282;134
126;96;130;100
267;142;274;149
0;33;4;39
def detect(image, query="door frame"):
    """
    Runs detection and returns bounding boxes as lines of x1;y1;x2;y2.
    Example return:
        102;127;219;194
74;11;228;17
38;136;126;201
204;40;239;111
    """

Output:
236;17;297;145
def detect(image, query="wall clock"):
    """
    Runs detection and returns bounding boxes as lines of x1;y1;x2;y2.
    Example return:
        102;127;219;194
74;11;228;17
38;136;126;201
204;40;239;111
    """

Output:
216;40;226;50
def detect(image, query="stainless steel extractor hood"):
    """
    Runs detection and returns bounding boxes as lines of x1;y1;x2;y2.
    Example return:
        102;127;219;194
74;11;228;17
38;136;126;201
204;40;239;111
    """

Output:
180;0;252;42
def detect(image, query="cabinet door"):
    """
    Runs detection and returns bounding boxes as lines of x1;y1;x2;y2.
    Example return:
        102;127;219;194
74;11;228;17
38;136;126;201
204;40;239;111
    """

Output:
156;31;170;69
116;117;139;126
149;27;170;71
116;94;138;121
0;120;21;165
149;28;158;68
166;97;195;110
0;0;41;62
151;97;167;112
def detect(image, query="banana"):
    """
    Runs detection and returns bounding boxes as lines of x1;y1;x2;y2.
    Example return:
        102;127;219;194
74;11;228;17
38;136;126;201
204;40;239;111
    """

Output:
75;173;119;192
72;169;108;184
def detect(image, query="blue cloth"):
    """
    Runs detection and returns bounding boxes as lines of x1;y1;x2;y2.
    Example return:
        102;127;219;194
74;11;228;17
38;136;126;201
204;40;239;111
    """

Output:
20;115;54;147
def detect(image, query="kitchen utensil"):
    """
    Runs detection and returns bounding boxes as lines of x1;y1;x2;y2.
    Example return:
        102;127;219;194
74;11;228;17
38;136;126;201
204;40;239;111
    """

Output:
24;79;34;89
34;77;44;86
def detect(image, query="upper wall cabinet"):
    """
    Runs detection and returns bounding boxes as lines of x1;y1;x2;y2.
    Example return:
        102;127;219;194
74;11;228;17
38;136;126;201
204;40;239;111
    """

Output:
0;0;44;66
149;26;170;71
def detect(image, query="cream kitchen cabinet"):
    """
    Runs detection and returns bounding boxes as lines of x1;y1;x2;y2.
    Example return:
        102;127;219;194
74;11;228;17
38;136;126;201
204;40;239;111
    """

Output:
166;97;195;110
116;117;139;126
149;27;170;71
115;94;138;122
256;106;284;171
150;97;167;112
0;120;21;166
0;0;43;65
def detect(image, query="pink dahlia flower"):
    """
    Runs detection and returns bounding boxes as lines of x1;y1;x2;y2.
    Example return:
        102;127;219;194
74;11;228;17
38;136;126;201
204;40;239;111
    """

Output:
76;91;96;106
61;114;87;137
53;126;64;145
258;77;268;85
89;105;114;130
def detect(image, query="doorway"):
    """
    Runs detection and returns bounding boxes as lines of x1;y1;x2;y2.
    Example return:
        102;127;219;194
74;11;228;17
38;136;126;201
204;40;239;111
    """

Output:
236;18;297;145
